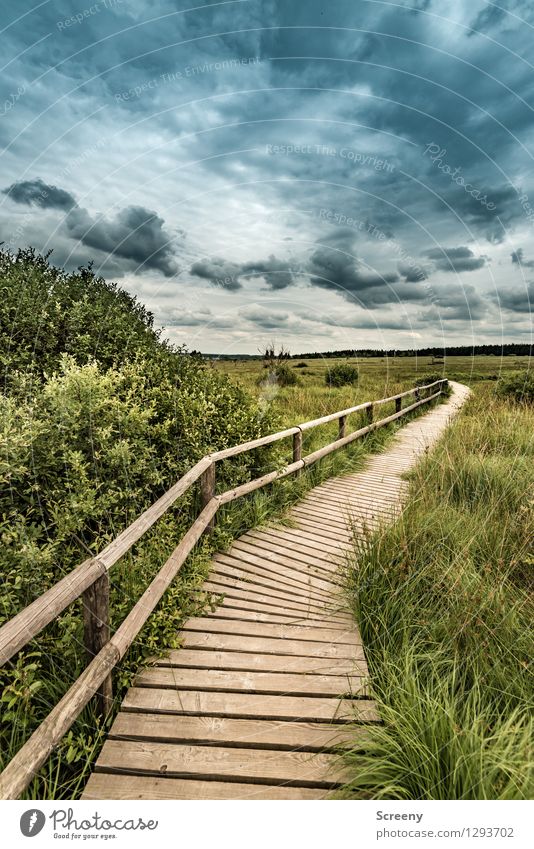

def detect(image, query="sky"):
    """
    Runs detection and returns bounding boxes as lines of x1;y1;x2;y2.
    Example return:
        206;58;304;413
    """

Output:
0;0;533;354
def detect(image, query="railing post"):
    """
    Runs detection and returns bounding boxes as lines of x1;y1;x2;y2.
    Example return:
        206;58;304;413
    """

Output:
395;397;402;413
366;403;374;425
293;429;303;477
415;387;421;401
338;414;346;439
82;573;112;718
200;460;216;529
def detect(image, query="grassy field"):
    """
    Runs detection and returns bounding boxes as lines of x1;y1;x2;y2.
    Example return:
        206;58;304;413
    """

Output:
339;383;533;799
212;353;531;426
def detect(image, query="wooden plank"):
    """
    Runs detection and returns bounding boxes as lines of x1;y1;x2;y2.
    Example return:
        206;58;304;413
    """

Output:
205;573;344;617
155;648;365;676
122;688;378;722
291;516;352;541
292;517;353;544
248;529;342;567
227;541;340;589
291;508;352;532
251;527;345;558
94;739;350;788
208;566;333;611
106;712;364;751
205;602;352;628
134;667;367;698
235;535;339;578
211;555;334;604
292;502;351;523
313;480;405;497
214;550;336;596
181;618;361;646
228;538;339;585
201;578;349;620
82;773;330;799
179;631;365;659
209;558;333;602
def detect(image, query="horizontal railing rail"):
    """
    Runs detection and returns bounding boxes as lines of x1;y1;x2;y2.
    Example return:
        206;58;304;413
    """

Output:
0;378;447;798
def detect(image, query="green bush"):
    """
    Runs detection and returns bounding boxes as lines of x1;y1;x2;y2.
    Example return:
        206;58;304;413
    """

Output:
0;247;168;380
257;363;299;387
325;362;359;387
414;373;447;387
497;370;534;404
293;361;308;369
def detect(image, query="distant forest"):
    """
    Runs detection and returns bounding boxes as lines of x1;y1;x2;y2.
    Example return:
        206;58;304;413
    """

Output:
206;343;533;360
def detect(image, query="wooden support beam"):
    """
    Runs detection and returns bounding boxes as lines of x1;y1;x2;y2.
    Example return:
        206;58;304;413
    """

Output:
338;415;346;439
82;573;112;718
200;461;216;530
293;429;303;478
366;404;374;425
395;397;402;413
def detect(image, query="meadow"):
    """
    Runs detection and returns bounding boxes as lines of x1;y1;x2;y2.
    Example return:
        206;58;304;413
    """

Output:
341;384;534;799
213;352;529;410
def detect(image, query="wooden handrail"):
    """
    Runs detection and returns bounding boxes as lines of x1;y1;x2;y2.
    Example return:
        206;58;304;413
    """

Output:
0;378;447;799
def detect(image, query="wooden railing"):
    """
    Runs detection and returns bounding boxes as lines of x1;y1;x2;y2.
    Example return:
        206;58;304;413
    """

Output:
0;379;448;798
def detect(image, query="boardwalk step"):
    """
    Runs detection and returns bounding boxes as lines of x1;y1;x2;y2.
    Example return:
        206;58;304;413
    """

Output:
108;713;367;751
134;667;368;698
94;740;351;788
122;688;379;722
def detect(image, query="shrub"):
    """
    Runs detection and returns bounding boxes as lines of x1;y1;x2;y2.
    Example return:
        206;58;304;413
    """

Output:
257;363;299;387
497;370;534;404
293;362;308;369
0;247;168;381
414;373;444;387
325;362;358;387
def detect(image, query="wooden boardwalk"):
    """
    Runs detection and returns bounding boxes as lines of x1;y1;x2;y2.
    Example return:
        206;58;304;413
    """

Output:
82;382;470;800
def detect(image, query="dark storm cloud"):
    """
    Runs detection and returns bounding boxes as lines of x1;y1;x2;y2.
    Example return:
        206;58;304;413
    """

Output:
190;254;300;291
241;255;299;290
467;1;533;36
65;205;178;277
239;306;291;328
493;282;534;313
308;244;398;292
423;247;488;273
511;248;534;268
3;178;77;211
2;175;179;276
190;258;243;290
398;261;428;282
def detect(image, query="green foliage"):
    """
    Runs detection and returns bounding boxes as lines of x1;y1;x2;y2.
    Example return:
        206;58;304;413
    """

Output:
257;363;299;387
293;361;308;369
0;247;166;380
497;370;534;404
341;389;534;799
414;373;444;386
325;362;359;387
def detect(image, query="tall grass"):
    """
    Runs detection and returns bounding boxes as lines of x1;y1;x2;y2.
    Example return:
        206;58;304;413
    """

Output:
341;387;533;799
